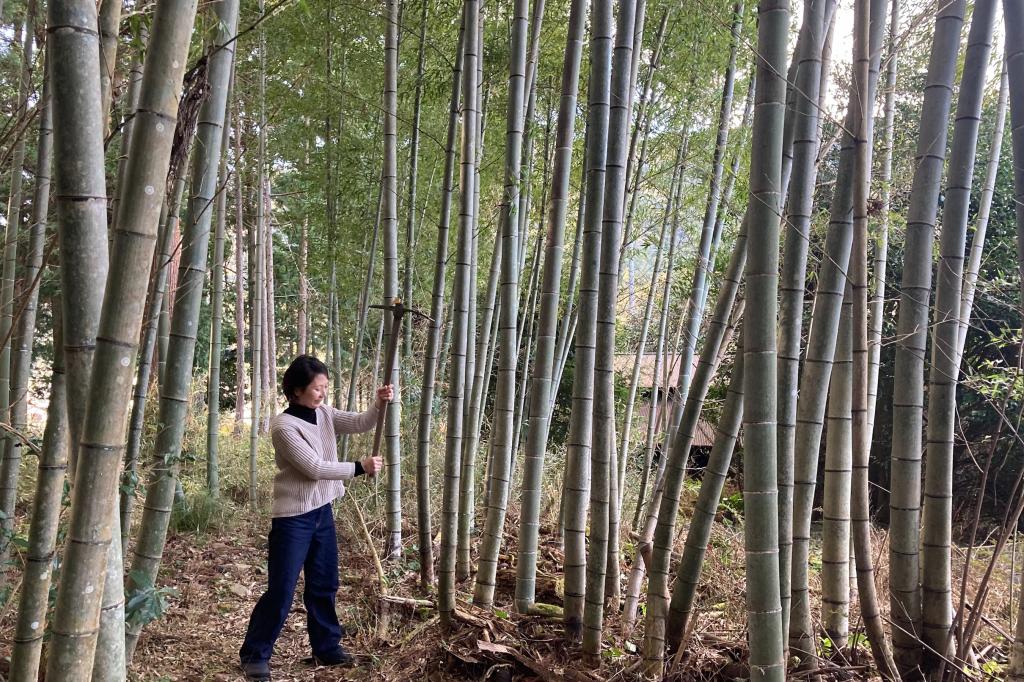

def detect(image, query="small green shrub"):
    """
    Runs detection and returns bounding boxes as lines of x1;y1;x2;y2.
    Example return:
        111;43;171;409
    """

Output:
170;491;229;536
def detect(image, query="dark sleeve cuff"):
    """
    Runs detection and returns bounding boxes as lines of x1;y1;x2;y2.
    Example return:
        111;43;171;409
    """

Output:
354;461;365;476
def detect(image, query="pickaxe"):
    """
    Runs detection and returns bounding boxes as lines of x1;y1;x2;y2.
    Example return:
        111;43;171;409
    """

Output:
365;297;432;475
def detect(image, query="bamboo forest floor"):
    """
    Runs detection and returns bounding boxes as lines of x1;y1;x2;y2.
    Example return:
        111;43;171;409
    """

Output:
0;457;1019;680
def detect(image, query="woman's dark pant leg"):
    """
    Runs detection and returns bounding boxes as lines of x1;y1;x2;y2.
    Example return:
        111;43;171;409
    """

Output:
303;504;343;658
240;510;316;663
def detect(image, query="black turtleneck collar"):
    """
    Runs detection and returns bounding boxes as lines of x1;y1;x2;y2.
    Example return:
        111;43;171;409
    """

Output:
284;402;317;425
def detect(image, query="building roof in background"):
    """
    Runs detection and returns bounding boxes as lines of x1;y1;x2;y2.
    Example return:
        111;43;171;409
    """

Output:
613;353;700;389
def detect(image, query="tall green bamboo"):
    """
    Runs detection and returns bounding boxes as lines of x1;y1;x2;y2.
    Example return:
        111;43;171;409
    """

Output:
775;0;829;639
416;13;464;590
821;287;852;649
249;0;266;508
664;344;745;651
10;305;64;682
381;0;403;559
403;0;428;362
585;0;635;646
459;224;500;579
513;0;584;610
641;214;747;676
123;0;239;658
788;0;886;661
619;174;671;530
7;70;53;682
666;0;743;439
98;0;122;130
208;71;234;496
0;1;40;554
109;31;145;240
888;1;966;674
122;172;189;553
341;183;382;457
0;0;37;547
920;0;995;667
439;0;479;630
563;0;612;641
43;0;111;674
739;1;787;678
1005;7;1024;677
849;1;899;676
46;1;199;677
956;63;1007;369
473;0;528;607
867;0;900;435
233;103;246;424
630;150;682;533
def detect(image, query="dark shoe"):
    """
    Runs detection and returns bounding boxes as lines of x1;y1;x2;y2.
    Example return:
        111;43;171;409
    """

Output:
240;660;271;681
312;648;354;667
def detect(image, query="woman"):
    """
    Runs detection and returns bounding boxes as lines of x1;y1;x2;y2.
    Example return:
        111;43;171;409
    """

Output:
239;355;392;680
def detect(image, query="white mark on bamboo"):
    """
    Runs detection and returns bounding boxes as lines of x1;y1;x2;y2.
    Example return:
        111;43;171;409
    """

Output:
145;186;155;195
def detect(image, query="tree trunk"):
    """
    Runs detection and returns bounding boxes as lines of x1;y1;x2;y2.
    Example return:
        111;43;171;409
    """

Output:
439;0;480;630
739;1;788;677
956;63;1007;369
10;305;66;681
631;148;682;533
888;1;966;675
1003;7;1024;671
642;211;747;677
585;0;635;646
921;0;996;669
122;173;189;553
208;72;234;497
262;180;277;428
821;287;852;651
664;345;745;651
416;11;465;590
775;0;829;641
298;216;308;355
123;0;238;659
867;0;900;436
666;0;743;440
0;0;37;533
459;224;500;580
47;0;200;676
404;0;428;362
109;28;145;235
788;0;886;660
563;0;613;642
233;104;246;425
381;0;403;559
513;0;585;604
43;0;112;672
473;0;528;607
98;0;122;132
341;182;382;457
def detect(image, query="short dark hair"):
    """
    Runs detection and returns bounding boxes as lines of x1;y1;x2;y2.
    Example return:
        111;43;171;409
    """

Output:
281;355;330;401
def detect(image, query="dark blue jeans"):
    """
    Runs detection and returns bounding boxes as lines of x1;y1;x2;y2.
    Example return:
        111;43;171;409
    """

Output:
240;504;343;663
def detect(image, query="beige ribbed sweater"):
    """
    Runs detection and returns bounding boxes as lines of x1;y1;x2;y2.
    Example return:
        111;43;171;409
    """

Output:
269;402;379;517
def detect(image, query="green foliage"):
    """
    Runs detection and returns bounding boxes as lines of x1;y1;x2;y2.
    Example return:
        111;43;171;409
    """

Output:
718;491;743;522
125;569;178;630
170;491;230;536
